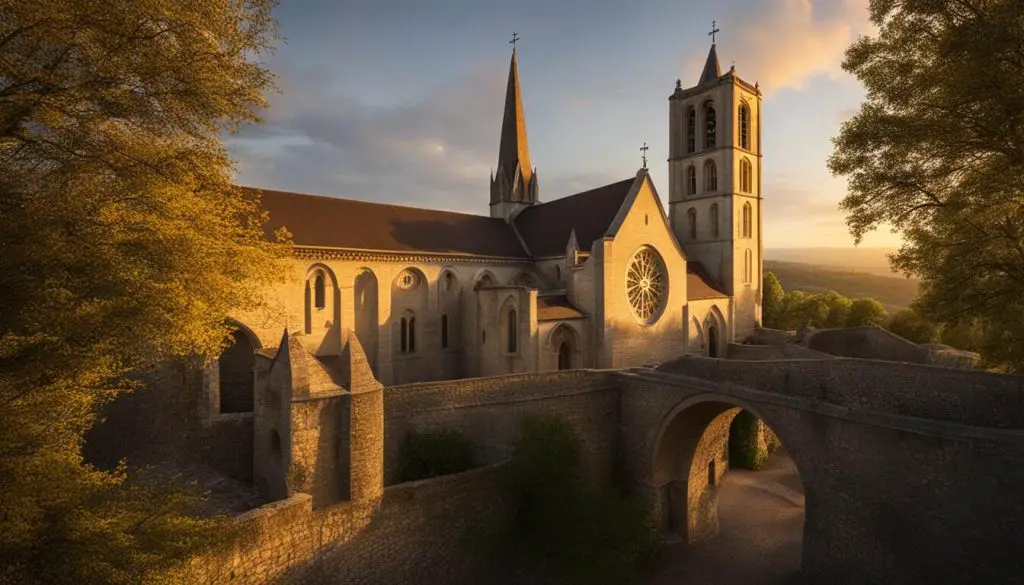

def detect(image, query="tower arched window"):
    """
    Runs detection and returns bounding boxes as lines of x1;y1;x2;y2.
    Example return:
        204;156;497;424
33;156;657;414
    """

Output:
314;273;326;309
687;166;697;195
710;203;719;238
705;105;717;149
744;248;753;283
687;207;697;240
704;160;717;192
686;109;696;153
441;314;448;349
507;309;518;354
739;104;751;150
740;158;752;193
742;202;753;238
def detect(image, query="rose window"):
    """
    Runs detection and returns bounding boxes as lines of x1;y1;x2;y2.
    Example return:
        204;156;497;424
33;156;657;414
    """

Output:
626;248;667;324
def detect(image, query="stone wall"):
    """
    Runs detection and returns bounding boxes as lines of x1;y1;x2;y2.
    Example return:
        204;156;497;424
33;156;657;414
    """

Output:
725;343;835;361
383;369;620;486
185;464;510;585
655;356;1024;428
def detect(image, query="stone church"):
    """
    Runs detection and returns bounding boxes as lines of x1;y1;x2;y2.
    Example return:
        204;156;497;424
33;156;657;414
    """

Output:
209;41;763;417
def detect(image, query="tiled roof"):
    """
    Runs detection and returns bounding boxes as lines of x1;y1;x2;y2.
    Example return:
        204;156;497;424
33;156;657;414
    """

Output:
513;178;635;257
250;187;529;258
537;294;586;321
687;261;729;299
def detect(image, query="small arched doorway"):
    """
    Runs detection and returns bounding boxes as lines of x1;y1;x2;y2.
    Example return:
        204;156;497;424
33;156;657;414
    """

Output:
707;325;719;358
558;342;572;370
219;329;256;413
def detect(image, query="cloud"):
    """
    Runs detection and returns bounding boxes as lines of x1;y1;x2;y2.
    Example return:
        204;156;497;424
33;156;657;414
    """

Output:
682;0;873;95
230;61;508;212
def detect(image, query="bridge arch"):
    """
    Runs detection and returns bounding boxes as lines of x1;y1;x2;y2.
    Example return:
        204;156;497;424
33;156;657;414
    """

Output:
648;393;812;547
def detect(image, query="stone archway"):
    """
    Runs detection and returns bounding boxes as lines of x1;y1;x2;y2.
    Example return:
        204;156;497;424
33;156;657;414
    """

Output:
219;328;258;414
354;269;379;376
549;324;580;371
707;326;719;358
558;342;572;370
648;396;808;548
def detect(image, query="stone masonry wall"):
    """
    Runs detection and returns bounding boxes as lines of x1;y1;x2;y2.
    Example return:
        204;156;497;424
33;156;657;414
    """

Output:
184;464;509;585
383;369;621;486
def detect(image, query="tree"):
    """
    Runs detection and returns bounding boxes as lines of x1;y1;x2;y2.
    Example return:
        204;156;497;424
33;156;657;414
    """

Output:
821;290;853;329
0;2;286;583
847;298;888;328
828;1;1024;372
761;271;785;328
887;308;940;344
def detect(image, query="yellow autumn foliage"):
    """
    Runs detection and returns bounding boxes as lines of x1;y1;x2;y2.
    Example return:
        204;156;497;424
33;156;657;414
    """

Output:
0;1;289;582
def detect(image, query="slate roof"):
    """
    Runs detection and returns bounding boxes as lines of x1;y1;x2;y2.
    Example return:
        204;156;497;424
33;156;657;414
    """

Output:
687;261;729;299
536;295;586;321
513;178;635;257
251;187;529;258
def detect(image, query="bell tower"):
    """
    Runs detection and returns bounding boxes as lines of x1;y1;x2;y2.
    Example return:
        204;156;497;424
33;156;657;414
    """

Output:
490;34;539;222
668;35;763;339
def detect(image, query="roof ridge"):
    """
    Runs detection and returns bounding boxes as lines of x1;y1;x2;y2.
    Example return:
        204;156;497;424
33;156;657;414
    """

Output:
520;176;634;212
242;186;502;221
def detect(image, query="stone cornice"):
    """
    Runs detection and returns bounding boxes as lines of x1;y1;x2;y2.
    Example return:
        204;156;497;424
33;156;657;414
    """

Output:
292;246;532;266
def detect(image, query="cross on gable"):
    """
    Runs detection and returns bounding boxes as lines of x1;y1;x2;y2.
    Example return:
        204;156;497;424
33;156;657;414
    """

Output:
509;32;519;51
709;21;720;43
640;142;649;169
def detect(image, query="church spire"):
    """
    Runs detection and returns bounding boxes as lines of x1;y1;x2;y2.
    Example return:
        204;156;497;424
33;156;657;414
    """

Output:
491;34;539;221
699;43;721;86
497;44;533;185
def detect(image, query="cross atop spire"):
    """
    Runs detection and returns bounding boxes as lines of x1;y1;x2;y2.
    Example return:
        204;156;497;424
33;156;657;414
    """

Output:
640;142;649;170
708;20;720;44
509;32;519;52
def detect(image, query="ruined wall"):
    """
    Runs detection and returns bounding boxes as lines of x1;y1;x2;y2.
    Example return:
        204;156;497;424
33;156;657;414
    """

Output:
383;369;621;487
185;464;510;585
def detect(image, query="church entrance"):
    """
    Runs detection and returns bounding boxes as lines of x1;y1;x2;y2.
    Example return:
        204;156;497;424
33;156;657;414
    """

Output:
219;329;256;413
707;326;719;358
558;342;572;370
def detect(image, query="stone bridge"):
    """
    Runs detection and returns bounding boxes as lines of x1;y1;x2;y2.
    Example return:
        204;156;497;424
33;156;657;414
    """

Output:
619;356;1024;585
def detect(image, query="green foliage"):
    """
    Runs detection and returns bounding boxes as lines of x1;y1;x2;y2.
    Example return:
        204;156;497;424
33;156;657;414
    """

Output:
397;429;477;483
828;1;1024;372
505;415;662;585
762;271;786;328
765;259;919;315
847;298;889;328
0;1;286;583
822;290;853;328
887;308;941;344
728;411;767;471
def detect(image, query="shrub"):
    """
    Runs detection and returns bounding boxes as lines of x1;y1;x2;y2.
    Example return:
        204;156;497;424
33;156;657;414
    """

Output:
729;411;767;470
505;414;662;585
396;429;476;483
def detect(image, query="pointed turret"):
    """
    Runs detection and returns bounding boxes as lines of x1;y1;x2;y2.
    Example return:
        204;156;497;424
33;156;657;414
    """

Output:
491;45;539;221
699;44;721;86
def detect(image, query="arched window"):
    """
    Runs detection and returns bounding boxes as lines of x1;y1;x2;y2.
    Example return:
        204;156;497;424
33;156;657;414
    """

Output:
408;317;416;353
507;309;518;353
555;265;561;281
400;317;408;353
314;273;326;309
704;160;717;192
441;314;448;349
443;272;454;292
742;202;753;238
558;343;572;370
687;207;697;240
738;104;751;150
686;109;696;153
687;165;696;195
744;248;753;283
740;158;752;193
705;105;716;149
710;203;719;238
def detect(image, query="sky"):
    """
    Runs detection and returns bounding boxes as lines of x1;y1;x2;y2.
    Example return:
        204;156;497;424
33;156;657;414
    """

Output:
229;0;901;249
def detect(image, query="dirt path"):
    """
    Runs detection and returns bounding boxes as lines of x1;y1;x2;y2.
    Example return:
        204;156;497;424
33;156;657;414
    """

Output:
644;449;805;585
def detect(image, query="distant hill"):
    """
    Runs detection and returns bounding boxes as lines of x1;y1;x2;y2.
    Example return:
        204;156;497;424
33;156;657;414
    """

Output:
764;260;920;315
765;247;901;276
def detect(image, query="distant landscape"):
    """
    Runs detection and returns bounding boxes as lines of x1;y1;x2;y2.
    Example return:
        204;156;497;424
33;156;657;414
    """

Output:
764;248;919;314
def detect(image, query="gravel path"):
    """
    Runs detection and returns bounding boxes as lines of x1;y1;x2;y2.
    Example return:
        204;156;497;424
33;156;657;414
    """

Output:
644;449;805;585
